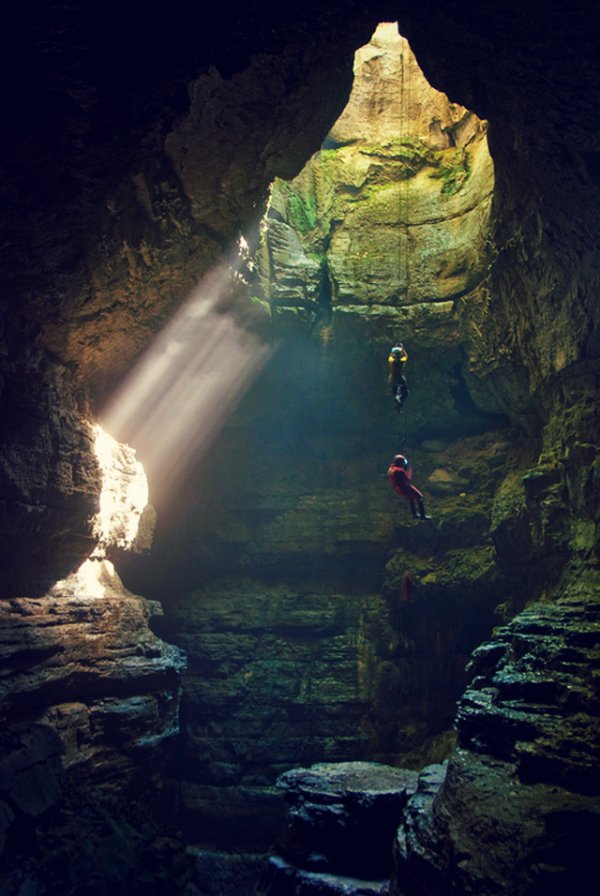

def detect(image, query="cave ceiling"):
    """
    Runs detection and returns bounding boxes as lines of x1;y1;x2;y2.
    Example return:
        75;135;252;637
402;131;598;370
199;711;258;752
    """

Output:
0;0;598;594
1;0;597;393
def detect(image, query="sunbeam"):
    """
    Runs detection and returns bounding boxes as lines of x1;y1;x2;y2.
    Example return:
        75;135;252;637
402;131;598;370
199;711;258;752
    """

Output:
100;245;273;500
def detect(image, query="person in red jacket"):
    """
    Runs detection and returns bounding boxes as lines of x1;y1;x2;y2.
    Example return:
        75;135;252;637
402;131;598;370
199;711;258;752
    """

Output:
388;454;431;520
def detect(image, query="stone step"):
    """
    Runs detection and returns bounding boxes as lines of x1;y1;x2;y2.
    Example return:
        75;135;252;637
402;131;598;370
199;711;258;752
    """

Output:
258;856;389;895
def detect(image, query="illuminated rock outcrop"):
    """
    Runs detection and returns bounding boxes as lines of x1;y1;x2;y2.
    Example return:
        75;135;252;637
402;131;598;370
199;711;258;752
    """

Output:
257;23;494;318
0;426;185;892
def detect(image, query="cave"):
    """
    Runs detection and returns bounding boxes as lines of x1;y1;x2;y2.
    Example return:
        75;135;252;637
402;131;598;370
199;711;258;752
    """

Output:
1;2;599;895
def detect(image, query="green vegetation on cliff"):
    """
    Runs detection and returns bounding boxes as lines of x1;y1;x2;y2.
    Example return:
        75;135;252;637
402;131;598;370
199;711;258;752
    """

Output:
284;184;318;233
429;146;472;196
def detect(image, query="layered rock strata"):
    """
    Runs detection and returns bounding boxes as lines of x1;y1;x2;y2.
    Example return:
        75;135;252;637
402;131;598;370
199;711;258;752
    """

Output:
391;570;600;894
0;430;186;894
0;558;186;894
256;23;494;325
257;761;418;895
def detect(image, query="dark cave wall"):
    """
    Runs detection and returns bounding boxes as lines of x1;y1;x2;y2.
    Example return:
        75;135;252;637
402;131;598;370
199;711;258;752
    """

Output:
0;2;599;894
1;5;401;892
403;2;600;406
0;2;386;595
127;337;512;856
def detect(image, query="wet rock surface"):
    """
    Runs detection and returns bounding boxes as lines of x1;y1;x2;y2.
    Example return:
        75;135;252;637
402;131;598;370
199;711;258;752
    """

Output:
0;560;187;894
257;761;417;894
391;571;600;895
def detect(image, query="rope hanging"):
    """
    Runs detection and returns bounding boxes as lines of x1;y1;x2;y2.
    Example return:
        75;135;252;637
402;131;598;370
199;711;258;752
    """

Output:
398;36;410;302
396;36;410;447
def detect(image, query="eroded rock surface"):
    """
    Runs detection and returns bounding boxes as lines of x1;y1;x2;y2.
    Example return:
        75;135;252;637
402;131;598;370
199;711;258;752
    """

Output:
258;761;418;894
257;23;494;317
391;571;600;895
0;350;99;597
0;558;186;894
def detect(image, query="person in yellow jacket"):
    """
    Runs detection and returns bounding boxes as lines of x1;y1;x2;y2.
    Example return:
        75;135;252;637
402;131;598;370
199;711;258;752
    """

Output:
388;343;409;412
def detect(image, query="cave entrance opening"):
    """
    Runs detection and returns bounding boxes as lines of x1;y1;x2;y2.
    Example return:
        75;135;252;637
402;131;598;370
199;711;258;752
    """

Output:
253;21;496;348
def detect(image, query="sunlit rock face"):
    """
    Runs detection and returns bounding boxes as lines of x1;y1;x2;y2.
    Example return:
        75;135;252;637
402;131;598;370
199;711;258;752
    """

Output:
257;23;493;312
93;423;154;553
0;429;185;892
256;22;495;439
0;355;99;597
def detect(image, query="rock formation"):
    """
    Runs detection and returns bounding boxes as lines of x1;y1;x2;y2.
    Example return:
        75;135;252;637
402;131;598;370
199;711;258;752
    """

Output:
392;572;600;894
0;1;598;894
258;761;418;894
257;23;494;318
0;421;187;892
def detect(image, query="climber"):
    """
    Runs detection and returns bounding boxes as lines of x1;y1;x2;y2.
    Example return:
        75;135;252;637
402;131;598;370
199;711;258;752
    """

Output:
388;344;409;412
388;454;431;520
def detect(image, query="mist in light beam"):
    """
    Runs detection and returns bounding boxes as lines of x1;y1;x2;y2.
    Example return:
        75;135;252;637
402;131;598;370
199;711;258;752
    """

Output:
100;248;273;500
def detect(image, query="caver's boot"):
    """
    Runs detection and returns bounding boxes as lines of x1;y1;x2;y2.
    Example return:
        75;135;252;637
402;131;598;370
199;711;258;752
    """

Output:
418;499;432;520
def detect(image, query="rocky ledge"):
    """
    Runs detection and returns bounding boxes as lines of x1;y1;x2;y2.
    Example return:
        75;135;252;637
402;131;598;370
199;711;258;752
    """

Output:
257;761;418;894
391;569;600;895
0;558;186;895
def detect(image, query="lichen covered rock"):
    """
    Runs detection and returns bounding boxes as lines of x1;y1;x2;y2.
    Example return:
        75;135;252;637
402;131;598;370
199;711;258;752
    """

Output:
256;23;494;317
391;569;600;895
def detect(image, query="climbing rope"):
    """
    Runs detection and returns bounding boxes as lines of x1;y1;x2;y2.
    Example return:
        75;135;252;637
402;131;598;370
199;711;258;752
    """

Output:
399;393;409;447
394;38;411;449
398;36;410;302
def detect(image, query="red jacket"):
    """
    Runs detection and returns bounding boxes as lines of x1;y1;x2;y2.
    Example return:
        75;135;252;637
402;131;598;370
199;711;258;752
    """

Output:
388;463;423;501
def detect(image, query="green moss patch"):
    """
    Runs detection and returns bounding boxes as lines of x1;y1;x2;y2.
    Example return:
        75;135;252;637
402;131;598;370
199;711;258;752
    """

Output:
429;147;471;195
284;185;318;233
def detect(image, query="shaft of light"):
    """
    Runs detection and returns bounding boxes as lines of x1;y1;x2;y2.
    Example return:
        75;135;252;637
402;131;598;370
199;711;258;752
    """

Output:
100;253;272;501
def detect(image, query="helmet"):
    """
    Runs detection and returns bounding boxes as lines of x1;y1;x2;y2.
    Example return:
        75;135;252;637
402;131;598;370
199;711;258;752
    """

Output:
391;345;404;356
393;454;408;468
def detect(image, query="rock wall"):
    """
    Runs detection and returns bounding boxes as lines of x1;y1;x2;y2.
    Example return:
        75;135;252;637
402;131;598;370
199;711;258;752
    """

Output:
257;23;494;318
0;7;390;892
124;329;517;872
0;558;187;894
392;569;600;895
0;1;598;893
